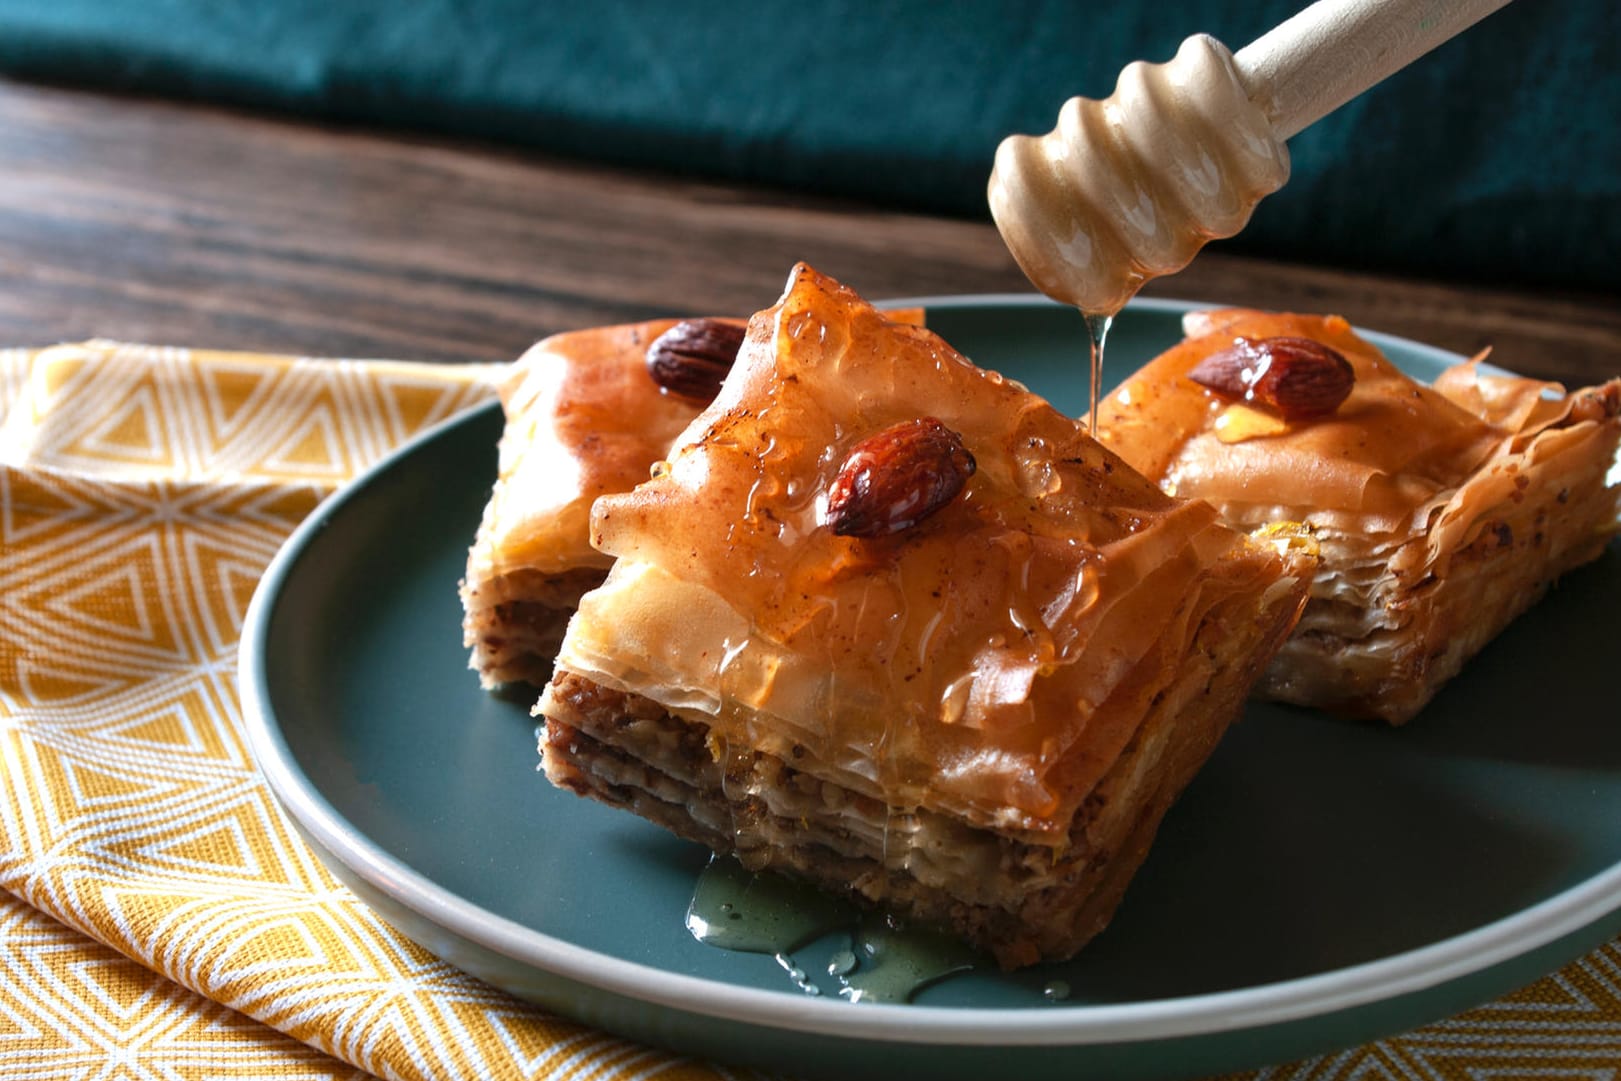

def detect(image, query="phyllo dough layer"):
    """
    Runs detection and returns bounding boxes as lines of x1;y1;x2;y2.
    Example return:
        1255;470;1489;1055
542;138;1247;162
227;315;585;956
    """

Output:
538;265;1312;967
1093;308;1621;724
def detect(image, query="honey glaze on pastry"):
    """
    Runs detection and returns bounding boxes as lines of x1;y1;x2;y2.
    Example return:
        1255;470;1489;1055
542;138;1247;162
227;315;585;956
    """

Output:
1093;309;1621;725
538;265;1313;968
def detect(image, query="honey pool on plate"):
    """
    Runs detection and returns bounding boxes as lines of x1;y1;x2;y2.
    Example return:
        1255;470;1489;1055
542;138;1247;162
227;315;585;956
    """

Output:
685;854;984;1003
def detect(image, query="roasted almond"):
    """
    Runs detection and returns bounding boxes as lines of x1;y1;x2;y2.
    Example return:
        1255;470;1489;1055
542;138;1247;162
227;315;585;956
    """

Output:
646;319;746;401
1568;380;1621;425
1187;336;1355;421
825;417;975;538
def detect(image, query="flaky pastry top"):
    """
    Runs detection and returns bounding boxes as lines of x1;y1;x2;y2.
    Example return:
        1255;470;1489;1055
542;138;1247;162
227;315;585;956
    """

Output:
1092;309;1621;572
469;320;714;579
558;266;1305;834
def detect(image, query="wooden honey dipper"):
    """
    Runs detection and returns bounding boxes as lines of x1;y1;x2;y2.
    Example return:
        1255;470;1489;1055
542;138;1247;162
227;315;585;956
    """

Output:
988;0;1516;317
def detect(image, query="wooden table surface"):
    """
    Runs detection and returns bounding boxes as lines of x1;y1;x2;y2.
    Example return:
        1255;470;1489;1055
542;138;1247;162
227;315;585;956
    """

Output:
1;78;1616;387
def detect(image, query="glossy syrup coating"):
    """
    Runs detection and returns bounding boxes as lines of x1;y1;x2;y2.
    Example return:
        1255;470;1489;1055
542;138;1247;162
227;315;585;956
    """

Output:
1091;310;1512;528
472;318;719;578
571;264;1306;833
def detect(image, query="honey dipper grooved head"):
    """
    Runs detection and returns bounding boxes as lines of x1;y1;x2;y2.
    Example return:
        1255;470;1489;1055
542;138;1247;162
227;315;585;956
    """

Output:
988;34;1291;316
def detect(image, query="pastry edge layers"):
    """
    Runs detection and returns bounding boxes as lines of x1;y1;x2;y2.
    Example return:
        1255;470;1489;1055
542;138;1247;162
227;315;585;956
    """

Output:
1255;406;1621;723
538;549;1309;970
459;318;710;688
1093;308;1621;724
460;566;609;689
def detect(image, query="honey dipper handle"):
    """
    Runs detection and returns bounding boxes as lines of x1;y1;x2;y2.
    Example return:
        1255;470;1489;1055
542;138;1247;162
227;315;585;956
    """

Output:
1234;0;1514;140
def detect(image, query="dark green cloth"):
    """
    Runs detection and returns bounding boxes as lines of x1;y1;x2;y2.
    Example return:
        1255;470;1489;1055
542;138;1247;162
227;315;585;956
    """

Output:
1;0;1614;292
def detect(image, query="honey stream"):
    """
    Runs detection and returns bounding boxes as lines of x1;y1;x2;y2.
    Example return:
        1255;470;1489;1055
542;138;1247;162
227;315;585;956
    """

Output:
1083;311;1114;437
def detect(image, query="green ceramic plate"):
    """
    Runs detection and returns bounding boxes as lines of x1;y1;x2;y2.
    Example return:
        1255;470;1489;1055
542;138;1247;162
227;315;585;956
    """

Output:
240;298;1621;1081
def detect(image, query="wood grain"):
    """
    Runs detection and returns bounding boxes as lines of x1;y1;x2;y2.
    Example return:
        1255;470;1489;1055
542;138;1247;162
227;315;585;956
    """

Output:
0;79;1615;387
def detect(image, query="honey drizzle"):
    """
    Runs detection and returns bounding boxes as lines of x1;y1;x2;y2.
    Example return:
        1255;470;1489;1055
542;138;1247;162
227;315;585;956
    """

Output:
1083;311;1114;438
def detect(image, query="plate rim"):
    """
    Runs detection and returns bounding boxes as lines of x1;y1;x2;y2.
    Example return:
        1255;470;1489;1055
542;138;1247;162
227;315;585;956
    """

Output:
239;294;1621;1048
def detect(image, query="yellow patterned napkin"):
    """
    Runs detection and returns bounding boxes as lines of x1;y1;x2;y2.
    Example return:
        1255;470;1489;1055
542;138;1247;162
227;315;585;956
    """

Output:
1;341;1617;1079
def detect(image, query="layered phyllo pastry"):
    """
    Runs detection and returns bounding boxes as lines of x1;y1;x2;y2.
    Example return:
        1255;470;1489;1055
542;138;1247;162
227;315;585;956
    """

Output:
461;317;742;687
1093;309;1621;725
536;265;1313;968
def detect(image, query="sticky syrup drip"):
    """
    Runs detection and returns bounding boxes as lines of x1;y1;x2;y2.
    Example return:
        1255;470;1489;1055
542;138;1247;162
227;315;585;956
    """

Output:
1084;311;1114;438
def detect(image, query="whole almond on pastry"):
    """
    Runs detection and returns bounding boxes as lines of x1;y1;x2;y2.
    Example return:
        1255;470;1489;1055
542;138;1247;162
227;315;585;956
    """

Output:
646;319;746;401
1569;381;1621;424
825;417;976;538
1188;336;1355;420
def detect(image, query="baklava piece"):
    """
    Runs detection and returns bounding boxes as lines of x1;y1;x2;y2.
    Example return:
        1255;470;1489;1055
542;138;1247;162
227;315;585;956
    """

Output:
461;319;737;687
537;265;1312;968
1093;309;1621;724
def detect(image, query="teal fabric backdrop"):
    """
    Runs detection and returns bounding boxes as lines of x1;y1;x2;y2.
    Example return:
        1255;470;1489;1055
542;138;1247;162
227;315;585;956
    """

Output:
0;0;1614;292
